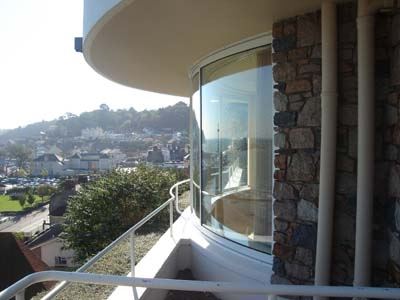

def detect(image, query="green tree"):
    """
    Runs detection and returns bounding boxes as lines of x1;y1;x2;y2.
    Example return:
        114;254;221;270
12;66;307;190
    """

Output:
0;148;6;160
100;103;110;111
16;168;28;177
37;185;56;202
63;165;178;261
18;194;26;208
26;191;35;206
40;168;49;178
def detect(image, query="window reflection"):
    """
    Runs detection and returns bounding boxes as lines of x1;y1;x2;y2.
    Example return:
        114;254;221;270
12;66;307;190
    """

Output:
200;46;273;253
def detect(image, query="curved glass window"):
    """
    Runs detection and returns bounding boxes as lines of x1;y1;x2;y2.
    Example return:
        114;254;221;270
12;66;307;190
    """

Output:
199;45;273;253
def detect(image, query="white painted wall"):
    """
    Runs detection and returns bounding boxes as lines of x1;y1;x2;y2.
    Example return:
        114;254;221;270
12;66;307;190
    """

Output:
34;239;76;268
99;158;112;171
32;161;64;176
108;209;273;300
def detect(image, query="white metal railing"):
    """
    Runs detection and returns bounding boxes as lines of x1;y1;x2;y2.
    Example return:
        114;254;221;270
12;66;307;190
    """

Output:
1;270;400;300
2;177;400;300
38;178;190;300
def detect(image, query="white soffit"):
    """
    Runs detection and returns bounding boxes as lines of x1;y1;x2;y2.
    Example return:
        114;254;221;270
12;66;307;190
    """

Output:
83;0;321;97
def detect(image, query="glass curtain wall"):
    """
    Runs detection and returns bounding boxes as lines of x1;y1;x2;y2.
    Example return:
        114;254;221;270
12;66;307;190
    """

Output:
192;45;273;253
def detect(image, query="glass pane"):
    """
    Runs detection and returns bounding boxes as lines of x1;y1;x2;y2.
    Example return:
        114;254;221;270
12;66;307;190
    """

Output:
191;73;201;217
201;46;273;253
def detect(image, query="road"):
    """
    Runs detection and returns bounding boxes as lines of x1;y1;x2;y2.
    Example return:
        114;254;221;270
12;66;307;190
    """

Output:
0;204;49;235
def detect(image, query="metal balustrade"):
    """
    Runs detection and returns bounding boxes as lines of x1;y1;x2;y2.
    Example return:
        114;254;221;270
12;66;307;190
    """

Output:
1;270;400;300
14;178;189;300
1;178;400;300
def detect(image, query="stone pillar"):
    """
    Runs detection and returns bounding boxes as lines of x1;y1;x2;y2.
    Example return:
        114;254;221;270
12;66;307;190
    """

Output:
272;11;321;285
271;1;400;288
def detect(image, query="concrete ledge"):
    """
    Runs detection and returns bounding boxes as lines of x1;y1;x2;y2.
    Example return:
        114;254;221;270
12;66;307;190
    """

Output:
108;210;192;300
108;208;273;300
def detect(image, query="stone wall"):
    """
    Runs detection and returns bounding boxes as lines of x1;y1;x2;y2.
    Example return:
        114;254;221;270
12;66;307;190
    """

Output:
271;1;400;288
385;12;400;286
271;10;321;285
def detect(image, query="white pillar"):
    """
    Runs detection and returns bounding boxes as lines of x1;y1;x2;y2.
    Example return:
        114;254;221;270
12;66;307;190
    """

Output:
354;0;375;287
314;0;337;297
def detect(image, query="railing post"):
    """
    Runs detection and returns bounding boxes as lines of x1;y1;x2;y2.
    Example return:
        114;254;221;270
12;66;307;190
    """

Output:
130;231;136;277
170;199;173;237
15;290;25;300
175;184;179;211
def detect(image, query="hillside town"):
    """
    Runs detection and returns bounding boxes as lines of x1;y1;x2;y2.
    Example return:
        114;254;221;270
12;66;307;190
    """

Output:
0;104;189;284
0;127;188;177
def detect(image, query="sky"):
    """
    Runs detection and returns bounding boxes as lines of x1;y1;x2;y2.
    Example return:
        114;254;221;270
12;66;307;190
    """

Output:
0;1;187;130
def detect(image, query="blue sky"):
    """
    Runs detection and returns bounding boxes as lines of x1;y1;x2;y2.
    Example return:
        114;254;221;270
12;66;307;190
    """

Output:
0;1;187;129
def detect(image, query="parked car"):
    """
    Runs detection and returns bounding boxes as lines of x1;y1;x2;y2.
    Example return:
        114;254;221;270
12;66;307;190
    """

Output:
0;216;10;224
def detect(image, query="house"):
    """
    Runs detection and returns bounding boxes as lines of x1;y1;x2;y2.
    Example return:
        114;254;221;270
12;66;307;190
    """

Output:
147;146;164;164
6;0;400;299
48;179;79;225
32;152;114;176
0;233;53;298
27;224;76;268
80;152;113;172
64;152;114;175
101;148;127;166
81;127;105;140
32;154;64;177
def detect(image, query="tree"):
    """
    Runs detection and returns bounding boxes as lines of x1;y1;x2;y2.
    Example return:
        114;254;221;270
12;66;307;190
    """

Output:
16;168;28;177
26;192;35;206
6;144;32;169
18;194;26;208
63;165;178;261
40;168;49;178
37;185;55;202
99;103;110;111
0;148;6;160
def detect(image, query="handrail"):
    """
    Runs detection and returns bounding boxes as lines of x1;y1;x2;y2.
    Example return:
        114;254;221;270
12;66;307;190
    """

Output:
2;177;400;300
1;271;400;300
170;178;190;214
41;179;190;300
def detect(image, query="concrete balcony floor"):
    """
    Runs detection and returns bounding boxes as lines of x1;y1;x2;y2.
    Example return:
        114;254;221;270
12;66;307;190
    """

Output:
108;209;273;300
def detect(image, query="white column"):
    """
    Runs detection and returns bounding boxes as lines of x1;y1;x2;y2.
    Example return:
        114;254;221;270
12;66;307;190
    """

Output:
314;0;337;297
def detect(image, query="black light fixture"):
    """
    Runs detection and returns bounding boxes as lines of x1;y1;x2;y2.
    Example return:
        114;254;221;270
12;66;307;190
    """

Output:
74;37;83;53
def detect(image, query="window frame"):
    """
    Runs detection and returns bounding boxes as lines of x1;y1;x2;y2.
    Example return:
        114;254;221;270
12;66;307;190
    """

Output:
188;32;274;258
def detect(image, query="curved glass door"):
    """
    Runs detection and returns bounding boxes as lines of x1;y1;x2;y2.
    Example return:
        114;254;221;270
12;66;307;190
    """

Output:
200;46;273;253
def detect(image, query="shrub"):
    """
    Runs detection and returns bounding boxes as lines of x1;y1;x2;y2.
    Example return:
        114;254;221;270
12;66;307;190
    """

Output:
63;165;178;261
7;187;30;196
26;192;35;206
36;185;56;201
18;194;26;207
10;192;26;201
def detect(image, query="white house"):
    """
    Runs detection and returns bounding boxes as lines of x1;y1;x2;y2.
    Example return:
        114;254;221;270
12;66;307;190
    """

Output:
64;152;114;174
32;154;64;177
28;225;76;268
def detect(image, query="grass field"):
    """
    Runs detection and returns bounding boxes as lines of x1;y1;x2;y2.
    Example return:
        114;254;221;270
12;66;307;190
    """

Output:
0;194;46;212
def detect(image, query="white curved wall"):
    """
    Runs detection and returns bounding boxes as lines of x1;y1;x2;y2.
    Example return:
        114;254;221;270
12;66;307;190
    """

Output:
83;0;122;38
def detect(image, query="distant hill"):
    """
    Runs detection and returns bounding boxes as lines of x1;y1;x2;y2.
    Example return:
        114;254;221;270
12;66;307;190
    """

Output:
0;102;189;141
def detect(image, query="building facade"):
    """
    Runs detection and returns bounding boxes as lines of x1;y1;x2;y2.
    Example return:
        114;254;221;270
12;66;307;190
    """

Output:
75;0;400;298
